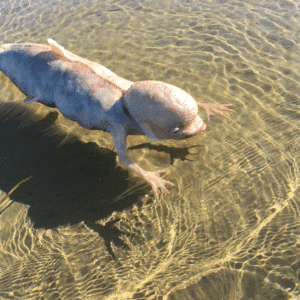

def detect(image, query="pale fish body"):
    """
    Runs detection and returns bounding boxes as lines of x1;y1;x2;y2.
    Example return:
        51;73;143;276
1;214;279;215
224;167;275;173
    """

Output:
0;39;231;199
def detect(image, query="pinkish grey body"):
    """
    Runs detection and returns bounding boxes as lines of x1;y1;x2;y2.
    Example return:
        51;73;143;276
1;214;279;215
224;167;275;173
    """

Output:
0;39;231;199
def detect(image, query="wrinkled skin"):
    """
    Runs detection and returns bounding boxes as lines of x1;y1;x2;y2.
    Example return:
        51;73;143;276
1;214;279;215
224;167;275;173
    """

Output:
0;39;232;199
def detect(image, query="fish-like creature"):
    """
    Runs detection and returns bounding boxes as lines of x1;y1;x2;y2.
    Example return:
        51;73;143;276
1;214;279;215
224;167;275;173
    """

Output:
0;39;232;199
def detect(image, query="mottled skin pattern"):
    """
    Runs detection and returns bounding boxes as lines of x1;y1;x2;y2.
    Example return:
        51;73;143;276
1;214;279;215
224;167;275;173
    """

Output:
0;39;232;199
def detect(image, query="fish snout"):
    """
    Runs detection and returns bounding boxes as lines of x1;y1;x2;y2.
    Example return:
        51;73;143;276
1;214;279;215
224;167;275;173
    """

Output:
182;115;206;137
198;121;207;132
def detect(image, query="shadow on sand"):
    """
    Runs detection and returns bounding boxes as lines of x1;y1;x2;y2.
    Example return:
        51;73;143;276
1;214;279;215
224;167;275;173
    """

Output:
0;102;150;229
0;101;201;257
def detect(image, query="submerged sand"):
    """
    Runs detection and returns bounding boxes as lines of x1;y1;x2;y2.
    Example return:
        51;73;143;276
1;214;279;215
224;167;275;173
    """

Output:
1;0;300;299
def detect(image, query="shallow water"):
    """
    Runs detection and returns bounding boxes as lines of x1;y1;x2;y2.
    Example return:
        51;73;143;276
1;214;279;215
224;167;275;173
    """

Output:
0;0;300;299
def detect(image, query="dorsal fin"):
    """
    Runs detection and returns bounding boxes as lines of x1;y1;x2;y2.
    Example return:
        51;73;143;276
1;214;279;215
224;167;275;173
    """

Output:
47;38;74;60
47;39;127;94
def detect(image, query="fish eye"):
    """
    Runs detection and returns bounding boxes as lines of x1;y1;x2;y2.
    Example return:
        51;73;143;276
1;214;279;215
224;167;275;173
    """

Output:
169;124;185;134
172;127;181;134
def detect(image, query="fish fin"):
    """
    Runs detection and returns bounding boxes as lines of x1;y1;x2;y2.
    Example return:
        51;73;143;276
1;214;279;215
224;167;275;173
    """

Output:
47;38;74;61
46;39;127;93
24;95;40;105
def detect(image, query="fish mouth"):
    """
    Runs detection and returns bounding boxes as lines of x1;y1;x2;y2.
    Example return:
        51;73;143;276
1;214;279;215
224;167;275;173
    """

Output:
199;122;207;132
182;116;207;138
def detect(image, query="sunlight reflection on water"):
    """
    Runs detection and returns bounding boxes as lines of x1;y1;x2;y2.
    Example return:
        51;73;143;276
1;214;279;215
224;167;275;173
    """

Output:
0;0;300;299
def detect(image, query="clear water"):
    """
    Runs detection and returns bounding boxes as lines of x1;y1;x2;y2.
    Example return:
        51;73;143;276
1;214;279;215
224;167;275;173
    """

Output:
0;0;300;299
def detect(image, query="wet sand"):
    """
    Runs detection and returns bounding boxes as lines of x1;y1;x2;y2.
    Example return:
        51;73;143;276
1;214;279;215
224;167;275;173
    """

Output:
1;0;300;299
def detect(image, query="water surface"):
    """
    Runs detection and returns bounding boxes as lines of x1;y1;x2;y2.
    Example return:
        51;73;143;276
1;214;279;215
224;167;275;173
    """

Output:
0;0;300;299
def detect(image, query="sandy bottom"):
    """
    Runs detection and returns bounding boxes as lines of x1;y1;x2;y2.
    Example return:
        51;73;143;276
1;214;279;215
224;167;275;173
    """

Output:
1;0;300;299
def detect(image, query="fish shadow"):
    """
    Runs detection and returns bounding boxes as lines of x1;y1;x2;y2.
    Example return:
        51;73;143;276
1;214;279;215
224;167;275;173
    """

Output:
0;102;148;230
0;102;202;259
